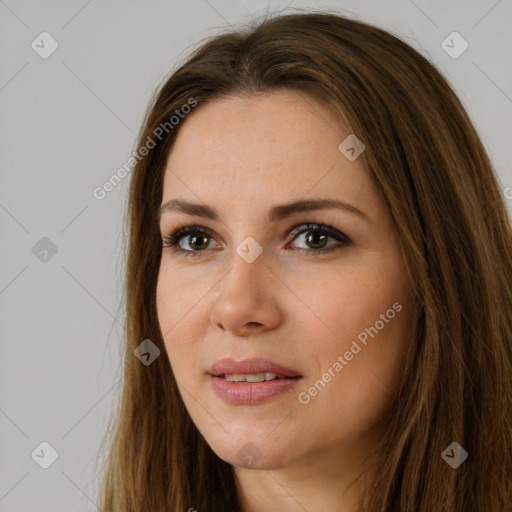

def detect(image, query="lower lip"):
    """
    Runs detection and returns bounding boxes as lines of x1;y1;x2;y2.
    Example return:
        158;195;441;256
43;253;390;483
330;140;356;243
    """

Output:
210;375;301;405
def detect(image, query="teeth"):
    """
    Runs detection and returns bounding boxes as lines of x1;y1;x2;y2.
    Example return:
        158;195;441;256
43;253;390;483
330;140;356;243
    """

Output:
224;372;278;382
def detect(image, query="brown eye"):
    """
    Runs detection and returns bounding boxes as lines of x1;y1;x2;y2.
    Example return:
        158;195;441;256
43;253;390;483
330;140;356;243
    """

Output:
162;225;219;258
287;223;352;255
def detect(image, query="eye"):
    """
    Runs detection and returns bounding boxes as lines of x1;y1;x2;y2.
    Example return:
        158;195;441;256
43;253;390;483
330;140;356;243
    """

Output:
286;223;352;255
161;222;352;258
161;225;219;258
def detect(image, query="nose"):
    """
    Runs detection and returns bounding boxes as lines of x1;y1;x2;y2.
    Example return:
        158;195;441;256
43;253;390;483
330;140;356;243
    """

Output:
210;249;282;336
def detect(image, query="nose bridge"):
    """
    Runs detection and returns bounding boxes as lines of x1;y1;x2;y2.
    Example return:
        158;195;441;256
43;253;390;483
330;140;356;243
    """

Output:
220;238;268;299
211;240;279;333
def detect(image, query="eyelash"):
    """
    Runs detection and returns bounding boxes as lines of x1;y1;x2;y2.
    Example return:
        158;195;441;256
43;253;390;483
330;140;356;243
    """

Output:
161;222;352;258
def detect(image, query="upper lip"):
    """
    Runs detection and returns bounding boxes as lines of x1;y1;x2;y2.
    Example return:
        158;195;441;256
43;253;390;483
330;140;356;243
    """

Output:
209;358;302;378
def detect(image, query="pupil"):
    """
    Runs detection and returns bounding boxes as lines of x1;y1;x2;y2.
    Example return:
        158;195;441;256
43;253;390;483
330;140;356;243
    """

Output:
191;234;208;250
306;231;327;249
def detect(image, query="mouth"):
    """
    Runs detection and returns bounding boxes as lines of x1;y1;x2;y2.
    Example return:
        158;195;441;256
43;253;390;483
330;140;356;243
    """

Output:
218;372;298;383
208;358;303;405
209;357;302;378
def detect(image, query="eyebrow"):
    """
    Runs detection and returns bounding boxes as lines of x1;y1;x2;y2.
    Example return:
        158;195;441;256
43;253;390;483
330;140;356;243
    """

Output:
157;198;371;224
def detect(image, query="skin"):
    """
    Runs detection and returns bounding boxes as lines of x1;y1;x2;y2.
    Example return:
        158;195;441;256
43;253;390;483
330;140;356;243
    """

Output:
156;90;414;512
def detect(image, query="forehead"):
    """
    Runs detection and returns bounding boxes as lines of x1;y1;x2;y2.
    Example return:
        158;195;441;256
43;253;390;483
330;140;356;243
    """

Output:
161;91;376;214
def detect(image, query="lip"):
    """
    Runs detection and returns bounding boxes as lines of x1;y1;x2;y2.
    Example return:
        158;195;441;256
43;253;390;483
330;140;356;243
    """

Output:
209;357;302;378
208;358;303;405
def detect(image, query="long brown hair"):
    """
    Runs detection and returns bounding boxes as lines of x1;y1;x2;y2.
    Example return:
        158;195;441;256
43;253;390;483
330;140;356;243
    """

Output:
97;9;512;511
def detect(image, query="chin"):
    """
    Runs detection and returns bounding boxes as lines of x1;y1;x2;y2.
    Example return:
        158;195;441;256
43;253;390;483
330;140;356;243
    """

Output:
204;429;295;470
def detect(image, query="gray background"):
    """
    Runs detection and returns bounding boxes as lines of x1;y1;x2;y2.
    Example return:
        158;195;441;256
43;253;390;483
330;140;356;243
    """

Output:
1;0;511;510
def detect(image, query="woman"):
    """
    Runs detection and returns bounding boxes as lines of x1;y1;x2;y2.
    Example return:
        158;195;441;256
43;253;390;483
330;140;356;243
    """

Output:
98;10;512;512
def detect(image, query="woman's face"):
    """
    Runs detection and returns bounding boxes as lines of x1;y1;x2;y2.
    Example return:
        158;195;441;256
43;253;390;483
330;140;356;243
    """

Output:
156;90;413;470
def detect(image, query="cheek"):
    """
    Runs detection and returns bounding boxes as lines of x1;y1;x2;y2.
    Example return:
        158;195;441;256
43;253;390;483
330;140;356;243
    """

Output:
296;310;411;443
156;271;195;372
296;258;411;417
156;266;216;389
296;260;404;343
156;264;207;333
